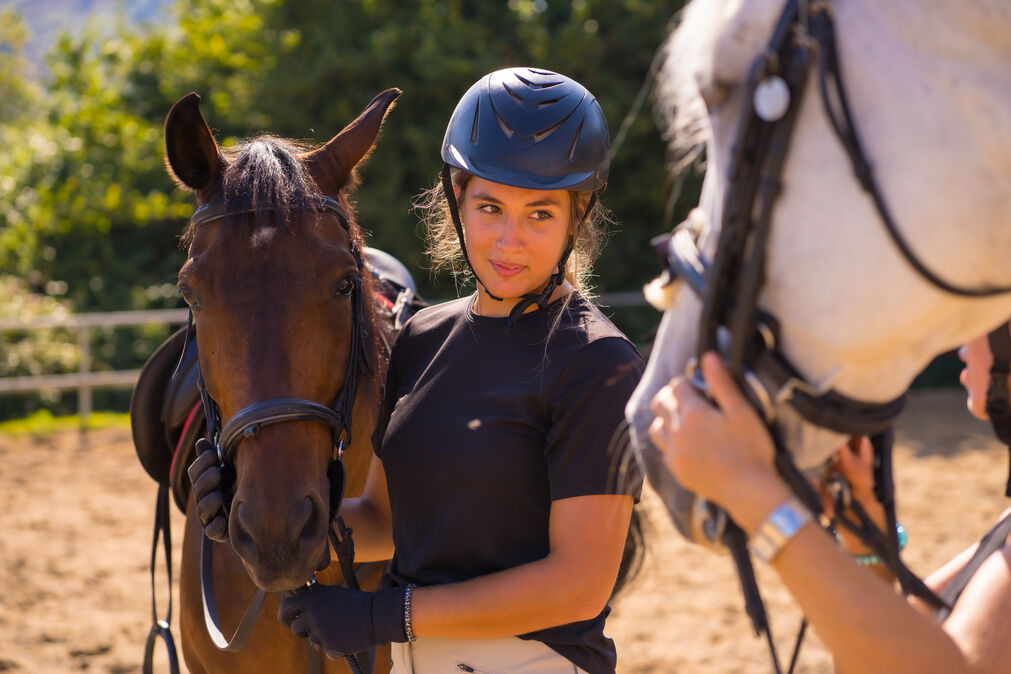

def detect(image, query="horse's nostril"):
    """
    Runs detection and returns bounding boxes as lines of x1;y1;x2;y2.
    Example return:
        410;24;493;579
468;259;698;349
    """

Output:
229;501;254;552
294;496;323;547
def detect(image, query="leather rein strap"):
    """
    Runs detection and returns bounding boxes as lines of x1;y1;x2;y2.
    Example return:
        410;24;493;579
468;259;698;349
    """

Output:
190;195;369;674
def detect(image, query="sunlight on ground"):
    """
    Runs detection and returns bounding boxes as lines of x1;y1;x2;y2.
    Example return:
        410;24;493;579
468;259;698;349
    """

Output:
0;409;130;435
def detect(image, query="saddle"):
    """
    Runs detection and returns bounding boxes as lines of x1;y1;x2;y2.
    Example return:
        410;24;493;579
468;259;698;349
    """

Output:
129;247;424;513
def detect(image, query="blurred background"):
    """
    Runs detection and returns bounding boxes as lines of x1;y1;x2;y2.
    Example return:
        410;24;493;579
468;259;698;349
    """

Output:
0;0;693;423
0;0;958;425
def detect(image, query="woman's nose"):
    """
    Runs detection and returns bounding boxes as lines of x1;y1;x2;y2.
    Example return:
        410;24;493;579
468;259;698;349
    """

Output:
957;344;968;363
497;217;523;250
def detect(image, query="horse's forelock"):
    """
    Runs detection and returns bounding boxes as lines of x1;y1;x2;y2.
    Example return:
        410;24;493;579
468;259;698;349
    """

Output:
654;0;721;173
220;137;319;230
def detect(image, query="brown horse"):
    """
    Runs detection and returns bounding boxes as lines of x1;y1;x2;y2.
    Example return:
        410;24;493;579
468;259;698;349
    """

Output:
164;88;400;673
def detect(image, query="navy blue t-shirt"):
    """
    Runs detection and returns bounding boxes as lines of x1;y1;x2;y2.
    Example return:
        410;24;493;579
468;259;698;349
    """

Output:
374;292;644;674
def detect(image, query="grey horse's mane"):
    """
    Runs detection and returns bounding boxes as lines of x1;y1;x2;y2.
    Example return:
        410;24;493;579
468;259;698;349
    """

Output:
653;0;719;174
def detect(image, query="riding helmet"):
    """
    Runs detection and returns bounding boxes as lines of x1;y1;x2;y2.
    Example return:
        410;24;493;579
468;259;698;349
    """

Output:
441;67;610;192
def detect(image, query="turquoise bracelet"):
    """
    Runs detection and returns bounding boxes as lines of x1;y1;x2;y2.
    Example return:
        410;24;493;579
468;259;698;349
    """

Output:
850;522;907;566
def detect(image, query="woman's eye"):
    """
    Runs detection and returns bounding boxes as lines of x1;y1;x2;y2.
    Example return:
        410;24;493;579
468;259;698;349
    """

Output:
477;204;500;215
530;210;554;221
337;277;356;297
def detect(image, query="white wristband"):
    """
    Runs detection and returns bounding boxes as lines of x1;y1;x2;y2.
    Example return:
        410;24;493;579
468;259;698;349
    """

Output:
748;497;813;564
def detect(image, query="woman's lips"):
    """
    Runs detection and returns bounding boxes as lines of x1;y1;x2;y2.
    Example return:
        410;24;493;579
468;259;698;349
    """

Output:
490;260;524;278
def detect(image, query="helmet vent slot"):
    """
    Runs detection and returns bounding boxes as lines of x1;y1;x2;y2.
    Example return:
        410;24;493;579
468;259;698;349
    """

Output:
470;100;480;143
567;120;584;160
532;117;566;143
502;82;526;103
538;97;562;107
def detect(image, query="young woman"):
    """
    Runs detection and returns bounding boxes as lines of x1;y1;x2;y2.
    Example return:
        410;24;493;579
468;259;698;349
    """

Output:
647;325;1011;674
194;67;644;673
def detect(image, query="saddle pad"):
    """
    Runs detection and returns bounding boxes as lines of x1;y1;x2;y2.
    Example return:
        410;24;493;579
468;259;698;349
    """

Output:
130;325;192;485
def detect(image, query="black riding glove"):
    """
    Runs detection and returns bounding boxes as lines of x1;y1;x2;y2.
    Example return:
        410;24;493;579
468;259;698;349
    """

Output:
187;438;229;543
278;584;408;659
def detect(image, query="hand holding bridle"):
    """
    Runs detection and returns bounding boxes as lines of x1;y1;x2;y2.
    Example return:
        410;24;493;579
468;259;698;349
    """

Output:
187;438;229;543
648;352;789;531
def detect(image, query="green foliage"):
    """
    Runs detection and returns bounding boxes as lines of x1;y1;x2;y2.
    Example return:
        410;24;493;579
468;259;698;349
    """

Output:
0;274;79;380
1;0;688;419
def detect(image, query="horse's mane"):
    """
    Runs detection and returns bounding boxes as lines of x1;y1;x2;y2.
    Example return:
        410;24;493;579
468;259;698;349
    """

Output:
180;135;383;387
653;0;720;173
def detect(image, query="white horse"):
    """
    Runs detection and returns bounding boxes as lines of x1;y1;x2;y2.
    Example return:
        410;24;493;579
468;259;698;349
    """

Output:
625;0;1011;540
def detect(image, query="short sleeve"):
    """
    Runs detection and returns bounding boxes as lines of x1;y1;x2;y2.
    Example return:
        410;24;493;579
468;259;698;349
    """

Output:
544;337;645;501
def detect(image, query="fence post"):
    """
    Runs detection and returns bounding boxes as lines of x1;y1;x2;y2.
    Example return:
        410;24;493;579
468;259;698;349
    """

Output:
78;325;92;434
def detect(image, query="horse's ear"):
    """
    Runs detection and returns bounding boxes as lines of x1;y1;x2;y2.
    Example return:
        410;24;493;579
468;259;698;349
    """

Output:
164;92;225;194
302;88;401;196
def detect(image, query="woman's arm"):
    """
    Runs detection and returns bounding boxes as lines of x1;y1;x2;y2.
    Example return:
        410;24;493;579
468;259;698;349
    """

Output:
648;352;1003;674
410;493;633;638
336;455;394;562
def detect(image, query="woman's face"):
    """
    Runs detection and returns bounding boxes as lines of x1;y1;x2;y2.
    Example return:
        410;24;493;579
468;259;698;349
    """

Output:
958;334;993;420
458;176;572;316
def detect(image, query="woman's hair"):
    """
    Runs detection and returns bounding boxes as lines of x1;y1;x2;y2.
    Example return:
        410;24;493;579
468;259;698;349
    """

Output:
414;167;611;296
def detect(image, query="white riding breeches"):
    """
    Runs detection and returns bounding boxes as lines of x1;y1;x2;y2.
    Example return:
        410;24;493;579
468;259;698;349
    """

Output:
389;636;588;674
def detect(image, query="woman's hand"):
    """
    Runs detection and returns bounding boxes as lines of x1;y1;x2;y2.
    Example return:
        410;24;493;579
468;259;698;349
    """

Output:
278;584;407;658
818;437;887;549
648;352;789;532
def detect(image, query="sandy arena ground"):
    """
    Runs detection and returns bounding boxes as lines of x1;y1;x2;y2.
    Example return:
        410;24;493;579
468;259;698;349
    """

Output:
1;389;1008;673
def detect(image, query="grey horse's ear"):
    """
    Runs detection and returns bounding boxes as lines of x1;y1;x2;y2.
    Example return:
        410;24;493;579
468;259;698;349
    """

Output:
164;92;225;195
301;88;401;196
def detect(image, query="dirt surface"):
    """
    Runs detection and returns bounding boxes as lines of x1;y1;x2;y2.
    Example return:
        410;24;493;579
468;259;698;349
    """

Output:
1;389;1008;674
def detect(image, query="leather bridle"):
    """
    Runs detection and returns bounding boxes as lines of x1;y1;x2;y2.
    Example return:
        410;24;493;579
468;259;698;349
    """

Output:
651;0;1011;671
186;194;370;674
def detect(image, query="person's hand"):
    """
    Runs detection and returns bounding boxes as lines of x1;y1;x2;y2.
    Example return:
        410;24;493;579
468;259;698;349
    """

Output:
187;438;229;543
818;436;887;553
278;584;407;658
648;352;788;529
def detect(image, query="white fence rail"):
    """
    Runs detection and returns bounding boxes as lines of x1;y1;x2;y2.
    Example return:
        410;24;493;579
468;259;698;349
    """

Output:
1;292;647;428
0;309;190;428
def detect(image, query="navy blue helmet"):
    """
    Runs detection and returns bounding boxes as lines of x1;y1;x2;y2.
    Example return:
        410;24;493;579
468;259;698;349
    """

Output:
441;67;610;192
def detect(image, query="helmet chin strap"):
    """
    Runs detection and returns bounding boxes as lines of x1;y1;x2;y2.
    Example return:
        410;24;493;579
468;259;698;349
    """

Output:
441;164;598;334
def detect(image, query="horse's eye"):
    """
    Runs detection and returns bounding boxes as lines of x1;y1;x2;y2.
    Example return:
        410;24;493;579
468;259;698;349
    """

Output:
178;285;194;304
337;276;356;297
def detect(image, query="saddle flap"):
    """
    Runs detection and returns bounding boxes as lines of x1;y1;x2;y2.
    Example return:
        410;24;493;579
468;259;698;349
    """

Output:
130;325;192;485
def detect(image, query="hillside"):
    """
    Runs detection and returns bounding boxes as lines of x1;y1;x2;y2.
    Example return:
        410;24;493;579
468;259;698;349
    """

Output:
1;0;169;74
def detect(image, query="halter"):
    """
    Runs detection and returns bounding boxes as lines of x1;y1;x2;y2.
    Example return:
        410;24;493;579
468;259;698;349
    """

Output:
649;0;1011;669
185;194;370;674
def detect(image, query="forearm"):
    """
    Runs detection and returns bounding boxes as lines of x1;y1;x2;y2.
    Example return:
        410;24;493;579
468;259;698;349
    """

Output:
410;552;613;639
337;496;393;562
729;477;967;674
411;494;632;639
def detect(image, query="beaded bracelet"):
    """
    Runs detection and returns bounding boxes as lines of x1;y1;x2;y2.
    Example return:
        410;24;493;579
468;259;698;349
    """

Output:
403;583;417;642
851;522;907;566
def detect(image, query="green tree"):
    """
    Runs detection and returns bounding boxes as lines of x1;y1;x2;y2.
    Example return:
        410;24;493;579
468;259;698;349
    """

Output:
1;0;688;417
